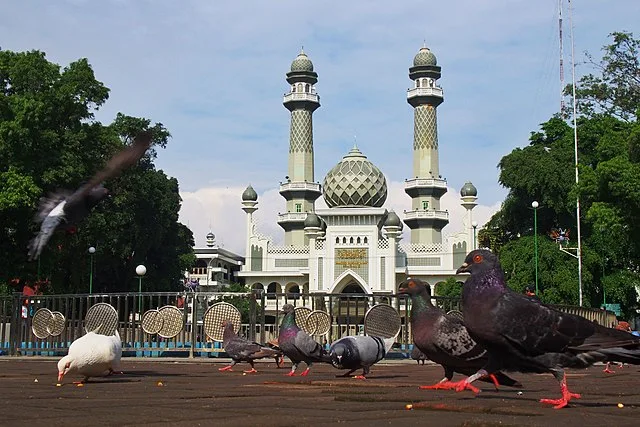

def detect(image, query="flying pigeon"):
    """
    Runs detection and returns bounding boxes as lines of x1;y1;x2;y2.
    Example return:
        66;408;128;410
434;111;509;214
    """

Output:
454;249;640;408
28;132;152;261
329;335;395;379
277;304;331;376
57;328;122;384
398;278;522;392
411;346;428;365
218;320;282;374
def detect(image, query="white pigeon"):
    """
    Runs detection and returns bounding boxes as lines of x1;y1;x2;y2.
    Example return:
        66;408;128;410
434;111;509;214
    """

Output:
57;329;122;384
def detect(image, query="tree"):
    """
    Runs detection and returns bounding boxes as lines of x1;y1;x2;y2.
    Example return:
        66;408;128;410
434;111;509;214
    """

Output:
482;32;640;318
0;50;194;293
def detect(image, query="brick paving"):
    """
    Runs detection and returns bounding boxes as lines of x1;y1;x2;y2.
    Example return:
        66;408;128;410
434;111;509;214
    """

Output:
0;357;638;426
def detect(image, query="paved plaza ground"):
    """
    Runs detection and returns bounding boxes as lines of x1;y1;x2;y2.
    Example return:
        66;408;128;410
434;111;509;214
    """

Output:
0;357;638;426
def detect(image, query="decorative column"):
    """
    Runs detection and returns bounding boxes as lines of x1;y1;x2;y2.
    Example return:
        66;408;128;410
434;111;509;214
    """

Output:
278;49;322;246
403;45;448;244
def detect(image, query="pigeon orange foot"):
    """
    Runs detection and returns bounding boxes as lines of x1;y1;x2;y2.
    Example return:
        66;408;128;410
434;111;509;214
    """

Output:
243;368;258;374
218;365;234;372
540;378;581;409
419;380;458;390
300;368;310;377
353;375;366;380
451;379;481;394
286;371;296;377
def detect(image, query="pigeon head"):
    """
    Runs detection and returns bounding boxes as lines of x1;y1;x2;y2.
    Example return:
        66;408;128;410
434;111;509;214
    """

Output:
456;249;499;275
281;304;295;314
329;341;351;369
398;277;431;297
57;355;74;382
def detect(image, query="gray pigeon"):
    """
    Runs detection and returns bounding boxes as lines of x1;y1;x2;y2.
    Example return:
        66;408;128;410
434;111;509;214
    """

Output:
329;335;395;379
28;131;152;260
218;320;282;374
277;304;331;376
456;249;640;409
399;278;522;392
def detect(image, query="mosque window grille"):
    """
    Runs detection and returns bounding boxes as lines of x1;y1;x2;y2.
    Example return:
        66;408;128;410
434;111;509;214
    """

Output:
380;257;386;290
295;203;302;213
318;257;323;289
315;239;324;250
275;259;308;268
400;242;444;254
268;245;310;254
378;239;389;249
407;257;441;267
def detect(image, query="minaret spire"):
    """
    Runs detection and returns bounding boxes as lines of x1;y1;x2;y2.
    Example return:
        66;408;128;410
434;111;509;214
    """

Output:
403;44;449;244
278;49;322;246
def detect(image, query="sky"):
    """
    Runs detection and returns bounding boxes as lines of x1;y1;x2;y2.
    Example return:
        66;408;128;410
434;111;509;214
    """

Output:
1;0;638;253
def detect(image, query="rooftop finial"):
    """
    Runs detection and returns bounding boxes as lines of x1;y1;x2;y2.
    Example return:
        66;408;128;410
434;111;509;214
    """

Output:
422;39;427;49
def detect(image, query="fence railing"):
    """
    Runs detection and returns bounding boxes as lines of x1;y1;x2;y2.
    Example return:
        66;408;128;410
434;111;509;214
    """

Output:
0;291;617;358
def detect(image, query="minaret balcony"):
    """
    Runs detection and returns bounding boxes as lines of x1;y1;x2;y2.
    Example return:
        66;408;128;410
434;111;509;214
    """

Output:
407;87;443;98
277;212;309;223
283;92;320;103
407;87;444;107
279;181;322;201
403;209;449;230
404;178;447;198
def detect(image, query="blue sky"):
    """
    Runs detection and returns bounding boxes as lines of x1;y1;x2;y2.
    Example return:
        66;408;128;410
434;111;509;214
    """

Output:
1;0;638;252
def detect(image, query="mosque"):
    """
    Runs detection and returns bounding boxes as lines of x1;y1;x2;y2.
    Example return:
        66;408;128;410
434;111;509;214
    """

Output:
236;46;479;300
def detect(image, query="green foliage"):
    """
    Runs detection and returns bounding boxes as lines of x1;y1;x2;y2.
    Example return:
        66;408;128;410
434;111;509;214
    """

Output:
484;32;640;317
0;49;194;293
435;277;461;298
221;283;258;323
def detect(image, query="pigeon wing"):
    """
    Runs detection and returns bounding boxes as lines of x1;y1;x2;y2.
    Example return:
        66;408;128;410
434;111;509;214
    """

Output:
294;330;328;361
27;200;67;261
432;316;487;362
66;131;152;206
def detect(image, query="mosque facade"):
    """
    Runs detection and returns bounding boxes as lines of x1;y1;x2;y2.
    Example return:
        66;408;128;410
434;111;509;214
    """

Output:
238;46;479;301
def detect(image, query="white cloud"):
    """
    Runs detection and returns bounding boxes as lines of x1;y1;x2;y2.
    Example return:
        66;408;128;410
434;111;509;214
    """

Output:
180;181;500;254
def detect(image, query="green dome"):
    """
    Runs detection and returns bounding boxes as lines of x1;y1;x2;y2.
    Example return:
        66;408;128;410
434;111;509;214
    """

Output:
413;47;437;66
291;50;314;72
242;185;258;201
384;210;403;228
323;146;388;208
304;212;322;228
460;181;477;197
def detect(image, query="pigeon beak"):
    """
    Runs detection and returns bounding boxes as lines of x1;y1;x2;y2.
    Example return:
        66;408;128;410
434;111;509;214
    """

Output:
397;286;408;294
456;262;469;274
57;372;64;382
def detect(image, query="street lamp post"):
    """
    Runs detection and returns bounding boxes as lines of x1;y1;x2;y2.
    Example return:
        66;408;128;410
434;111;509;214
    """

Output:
531;201;539;296
471;221;478;250
136;264;147;312
88;246;96;294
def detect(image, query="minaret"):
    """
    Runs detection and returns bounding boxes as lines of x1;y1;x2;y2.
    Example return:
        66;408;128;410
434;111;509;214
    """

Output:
278;49;322;246
460;181;478;249
241;184;258;271
403;45;449;244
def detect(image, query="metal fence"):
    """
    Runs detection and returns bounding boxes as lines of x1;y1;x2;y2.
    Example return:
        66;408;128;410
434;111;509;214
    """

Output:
0;291;615;358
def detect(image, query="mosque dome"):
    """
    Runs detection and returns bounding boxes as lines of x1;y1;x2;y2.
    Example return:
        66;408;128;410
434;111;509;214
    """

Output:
304;212;322;228
322;146;388;208
242;185;258;201
413;46;437;67
384;210;403;228
460;181;477;197
290;50;314;72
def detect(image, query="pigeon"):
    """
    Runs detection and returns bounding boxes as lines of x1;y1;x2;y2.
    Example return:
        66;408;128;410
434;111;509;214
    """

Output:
411;346;428;365
218;320;282;374
28;131;152;261
57;328;122;384
329;335;395;379
455;249;640;408
398;278;522;392
277;304;331;376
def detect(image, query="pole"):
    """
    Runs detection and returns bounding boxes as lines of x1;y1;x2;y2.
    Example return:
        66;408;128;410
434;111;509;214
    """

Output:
533;207;539;296
602;260;606;306
473;226;477;249
568;0;583;306
89;253;94;294
138;276;142;312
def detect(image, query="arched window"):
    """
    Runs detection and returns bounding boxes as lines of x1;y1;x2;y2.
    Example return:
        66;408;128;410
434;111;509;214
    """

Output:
350;237;354;244
287;285;301;300
364;237;368;244
336;237;340;244
357;237;361;244
305;83;310;92
416;79;421;88
292;85;296;92
297;83;303;92
267;282;280;299
342;237;347;244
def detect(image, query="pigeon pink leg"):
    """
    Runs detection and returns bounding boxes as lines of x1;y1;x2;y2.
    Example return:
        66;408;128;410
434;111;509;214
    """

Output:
300;367;311;376
218;365;234;372
243;368;258;374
